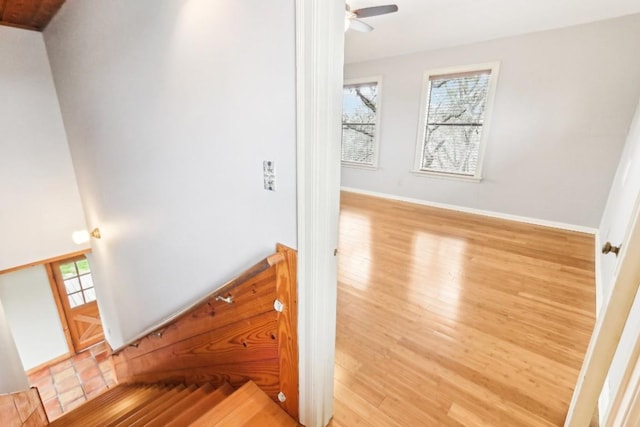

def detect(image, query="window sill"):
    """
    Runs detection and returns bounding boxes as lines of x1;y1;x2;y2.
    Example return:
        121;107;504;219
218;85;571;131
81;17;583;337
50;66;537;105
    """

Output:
341;162;378;171
410;170;482;183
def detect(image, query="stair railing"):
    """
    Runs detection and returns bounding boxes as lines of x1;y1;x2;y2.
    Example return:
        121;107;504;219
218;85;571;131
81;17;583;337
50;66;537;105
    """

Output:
109;244;299;421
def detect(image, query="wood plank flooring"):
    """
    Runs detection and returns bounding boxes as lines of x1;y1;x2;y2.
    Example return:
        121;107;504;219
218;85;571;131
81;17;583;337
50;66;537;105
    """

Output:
330;191;596;427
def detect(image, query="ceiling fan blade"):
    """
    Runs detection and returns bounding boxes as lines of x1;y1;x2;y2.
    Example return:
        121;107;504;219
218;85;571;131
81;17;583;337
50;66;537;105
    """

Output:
353;4;398;18
349;18;374;32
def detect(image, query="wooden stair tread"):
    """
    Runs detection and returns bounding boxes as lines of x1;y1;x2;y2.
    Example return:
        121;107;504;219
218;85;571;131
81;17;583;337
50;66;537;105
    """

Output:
105;384;186;427
49;384;133;425
144;383;215;427
164;383;234;427
125;383;198;427
48;381;298;426
190;381;299;427
51;384;167;427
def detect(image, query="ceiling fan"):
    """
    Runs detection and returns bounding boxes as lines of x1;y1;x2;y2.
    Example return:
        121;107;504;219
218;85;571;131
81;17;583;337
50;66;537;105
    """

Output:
345;3;399;32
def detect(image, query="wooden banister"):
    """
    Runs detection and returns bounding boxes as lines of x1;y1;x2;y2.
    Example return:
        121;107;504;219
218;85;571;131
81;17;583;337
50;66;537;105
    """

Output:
110;250;286;355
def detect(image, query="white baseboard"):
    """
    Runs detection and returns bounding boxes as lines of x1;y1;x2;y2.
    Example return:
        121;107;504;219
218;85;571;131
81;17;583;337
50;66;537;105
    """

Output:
341;186;598;235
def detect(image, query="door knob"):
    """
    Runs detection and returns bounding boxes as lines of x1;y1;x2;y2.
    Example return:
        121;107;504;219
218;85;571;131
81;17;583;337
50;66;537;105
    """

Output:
602;241;621;256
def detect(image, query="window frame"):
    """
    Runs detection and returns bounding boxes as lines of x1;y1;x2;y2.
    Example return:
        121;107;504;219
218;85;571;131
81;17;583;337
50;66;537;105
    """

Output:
341;76;383;170
412;62;500;182
54;256;97;308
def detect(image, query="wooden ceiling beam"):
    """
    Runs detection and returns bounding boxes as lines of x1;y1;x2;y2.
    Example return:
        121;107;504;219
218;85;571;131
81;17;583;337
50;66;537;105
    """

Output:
0;0;65;31
3;0;39;28
29;0;64;30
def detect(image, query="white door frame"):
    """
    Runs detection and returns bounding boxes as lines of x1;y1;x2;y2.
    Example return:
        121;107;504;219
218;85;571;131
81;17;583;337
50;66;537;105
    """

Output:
295;1;344;426
565;197;640;425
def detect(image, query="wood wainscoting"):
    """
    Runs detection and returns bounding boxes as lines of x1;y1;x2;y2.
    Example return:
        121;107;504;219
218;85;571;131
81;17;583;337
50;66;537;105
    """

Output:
111;244;299;421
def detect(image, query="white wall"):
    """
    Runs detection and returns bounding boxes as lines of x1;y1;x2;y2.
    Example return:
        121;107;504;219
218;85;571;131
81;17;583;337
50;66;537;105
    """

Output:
0;26;89;271
343;14;640;228
0;299;28;393
0;266;69;370
43;0;298;348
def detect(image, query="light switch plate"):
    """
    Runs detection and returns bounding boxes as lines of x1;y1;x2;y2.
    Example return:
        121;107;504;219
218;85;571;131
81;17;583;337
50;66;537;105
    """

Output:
263;160;276;191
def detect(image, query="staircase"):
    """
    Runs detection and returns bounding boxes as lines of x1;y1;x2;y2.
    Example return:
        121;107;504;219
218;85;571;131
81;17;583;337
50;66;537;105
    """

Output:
48;381;299;426
37;245;301;427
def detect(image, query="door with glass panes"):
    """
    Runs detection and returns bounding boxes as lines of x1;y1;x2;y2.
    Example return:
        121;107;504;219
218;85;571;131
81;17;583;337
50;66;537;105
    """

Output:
51;255;104;352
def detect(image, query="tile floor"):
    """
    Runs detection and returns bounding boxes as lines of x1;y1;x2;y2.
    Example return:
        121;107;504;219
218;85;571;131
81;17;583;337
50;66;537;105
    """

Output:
26;342;117;421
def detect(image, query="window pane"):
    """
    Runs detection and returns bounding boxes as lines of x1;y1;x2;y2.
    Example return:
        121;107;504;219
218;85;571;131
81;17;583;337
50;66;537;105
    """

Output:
84;288;96;303
342;82;378;165
342;125;375;164
427;74;490;125
59;262;77;279
68;292;85;308
421;71;491;175
76;259;90;275
421;125;482;175
80;274;94;290
64;278;81;294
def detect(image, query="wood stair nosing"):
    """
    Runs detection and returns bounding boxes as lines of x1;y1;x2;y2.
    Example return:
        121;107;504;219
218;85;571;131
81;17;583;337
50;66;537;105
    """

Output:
143;383;216;427
190;381;299;427
125;384;199;427
164;383;235;427
48;384;144;426
61;385;166;427
104;384;187;427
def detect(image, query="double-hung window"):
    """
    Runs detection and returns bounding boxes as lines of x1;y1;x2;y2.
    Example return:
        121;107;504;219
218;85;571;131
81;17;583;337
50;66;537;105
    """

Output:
414;63;499;180
341;77;382;168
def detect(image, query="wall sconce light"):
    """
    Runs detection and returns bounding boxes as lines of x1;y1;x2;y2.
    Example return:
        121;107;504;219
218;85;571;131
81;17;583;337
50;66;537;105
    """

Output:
72;228;101;244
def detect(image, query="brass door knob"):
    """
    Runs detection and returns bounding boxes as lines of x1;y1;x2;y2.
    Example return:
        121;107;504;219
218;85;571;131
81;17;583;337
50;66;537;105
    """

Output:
602;241;621;256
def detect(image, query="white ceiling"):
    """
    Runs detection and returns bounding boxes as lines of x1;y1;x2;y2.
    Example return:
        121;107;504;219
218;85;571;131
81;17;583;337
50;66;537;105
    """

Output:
344;0;640;63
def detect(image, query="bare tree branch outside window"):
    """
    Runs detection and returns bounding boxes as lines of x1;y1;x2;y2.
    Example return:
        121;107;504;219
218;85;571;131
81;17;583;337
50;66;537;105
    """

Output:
421;71;491;175
342;82;378;165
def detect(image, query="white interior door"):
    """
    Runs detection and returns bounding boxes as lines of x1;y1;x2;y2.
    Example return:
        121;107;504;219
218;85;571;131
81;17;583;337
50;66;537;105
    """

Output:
565;96;640;426
595;98;640;418
598;100;640;302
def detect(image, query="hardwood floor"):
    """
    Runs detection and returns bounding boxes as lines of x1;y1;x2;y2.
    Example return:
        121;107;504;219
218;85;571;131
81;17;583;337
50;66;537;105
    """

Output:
330;191;596;427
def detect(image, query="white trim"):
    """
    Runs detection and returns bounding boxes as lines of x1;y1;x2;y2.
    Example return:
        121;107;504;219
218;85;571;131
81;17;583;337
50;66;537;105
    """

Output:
600;377;611;427
341;186;597;234
295;1;343;426
341;75;383;169
605;319;640;426
413;62;501;181
595;232;605;317
341;162;378;171
611;350;640;426
410;169;482;183
595;226;606;427
595;227;609;427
